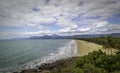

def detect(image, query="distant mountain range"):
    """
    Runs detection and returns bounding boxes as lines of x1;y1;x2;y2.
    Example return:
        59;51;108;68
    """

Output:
29;33;120;39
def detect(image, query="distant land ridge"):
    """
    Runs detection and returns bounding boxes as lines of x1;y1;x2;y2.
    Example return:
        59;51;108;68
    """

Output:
28;33;120;39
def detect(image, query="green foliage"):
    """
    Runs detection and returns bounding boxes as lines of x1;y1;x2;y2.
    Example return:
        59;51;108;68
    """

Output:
60;63;107;73
83;63;107;73
79;36;120;51
61;66;84;73
78;36;120;57
52;37;120;73
51;50;120;73
112;71;120;73
76;50;120;73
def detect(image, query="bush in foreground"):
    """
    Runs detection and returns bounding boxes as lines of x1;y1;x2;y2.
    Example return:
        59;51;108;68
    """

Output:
76;50;120;73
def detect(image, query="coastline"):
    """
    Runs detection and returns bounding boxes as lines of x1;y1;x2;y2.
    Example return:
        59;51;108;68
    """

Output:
13;39;104;73
76;40;103;56
2;40;77;73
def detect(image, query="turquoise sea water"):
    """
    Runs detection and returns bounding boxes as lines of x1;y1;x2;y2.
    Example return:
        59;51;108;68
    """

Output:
0;39;78;72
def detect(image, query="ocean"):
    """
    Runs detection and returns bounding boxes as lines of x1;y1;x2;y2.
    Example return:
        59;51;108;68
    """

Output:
0;39;78;73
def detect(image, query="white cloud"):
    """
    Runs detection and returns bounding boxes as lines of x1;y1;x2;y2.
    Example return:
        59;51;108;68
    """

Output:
57;17;77;28
0;0;120;39
80;0;120;18
78;27;91;32
92;20;108;28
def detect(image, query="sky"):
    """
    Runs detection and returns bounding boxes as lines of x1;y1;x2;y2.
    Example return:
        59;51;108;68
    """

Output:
0;0;120;39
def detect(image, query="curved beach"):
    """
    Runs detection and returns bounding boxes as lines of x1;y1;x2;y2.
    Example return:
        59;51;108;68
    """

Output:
13;39;105;73
76;40;103;56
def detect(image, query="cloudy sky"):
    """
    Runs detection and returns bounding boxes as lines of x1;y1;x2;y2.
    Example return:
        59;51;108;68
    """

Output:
0;0;120;39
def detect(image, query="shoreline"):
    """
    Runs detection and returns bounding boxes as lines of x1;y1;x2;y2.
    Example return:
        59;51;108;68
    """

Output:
13;39;103;73
1;40;77;73
76;40;103;56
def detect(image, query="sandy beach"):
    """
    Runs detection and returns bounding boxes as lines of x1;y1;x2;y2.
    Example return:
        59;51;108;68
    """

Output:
76;40;103;56
13;39;118;73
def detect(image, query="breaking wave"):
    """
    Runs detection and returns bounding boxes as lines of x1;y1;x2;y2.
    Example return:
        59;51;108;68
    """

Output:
1;40;79;73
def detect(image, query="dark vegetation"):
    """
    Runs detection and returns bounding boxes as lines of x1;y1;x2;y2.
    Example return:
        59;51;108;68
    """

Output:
78;36;120;51
75;50;120;73
17;36;120;73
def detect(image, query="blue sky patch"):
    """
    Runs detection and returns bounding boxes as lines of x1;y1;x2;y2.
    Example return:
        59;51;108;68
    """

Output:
32;8;40;12
107;13;120;24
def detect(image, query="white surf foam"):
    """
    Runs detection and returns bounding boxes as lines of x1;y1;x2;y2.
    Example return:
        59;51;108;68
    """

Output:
1;40;79;73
